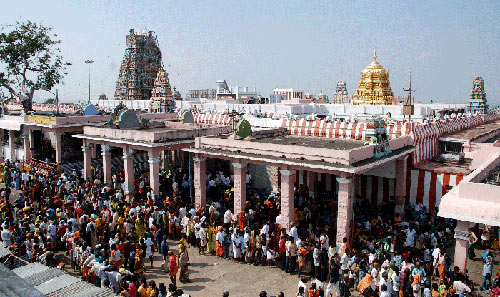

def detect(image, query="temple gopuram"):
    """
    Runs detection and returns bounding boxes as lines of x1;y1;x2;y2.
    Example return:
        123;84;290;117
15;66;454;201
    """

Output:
353;50;394;105
149;68;178;113
114;29;163;101
466;77;488;114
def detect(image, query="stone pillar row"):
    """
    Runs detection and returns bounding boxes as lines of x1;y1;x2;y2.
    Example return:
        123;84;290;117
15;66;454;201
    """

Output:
191;163;357;243
82;143;166;200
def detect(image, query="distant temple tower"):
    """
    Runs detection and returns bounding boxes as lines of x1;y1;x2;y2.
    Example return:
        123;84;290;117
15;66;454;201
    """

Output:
114;29;163;101
149;68;177;112
335;81;348;96
467;77;488;114
353;50;394;105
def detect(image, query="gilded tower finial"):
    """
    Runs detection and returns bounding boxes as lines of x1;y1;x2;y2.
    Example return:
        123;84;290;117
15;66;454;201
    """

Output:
373;50;377;62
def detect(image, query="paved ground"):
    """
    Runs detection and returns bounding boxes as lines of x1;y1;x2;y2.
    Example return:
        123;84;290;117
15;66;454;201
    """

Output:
144;246;300;297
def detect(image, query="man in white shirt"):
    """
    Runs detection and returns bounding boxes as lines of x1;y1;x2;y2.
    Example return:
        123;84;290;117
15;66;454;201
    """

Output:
288;224;298;242
1;226;13;246
224;209;232;229
453;278;471;297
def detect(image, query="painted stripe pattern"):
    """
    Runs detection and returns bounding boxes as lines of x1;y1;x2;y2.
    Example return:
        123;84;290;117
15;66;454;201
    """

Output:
193;113;233;126
409;169;464;211
412;114;500;165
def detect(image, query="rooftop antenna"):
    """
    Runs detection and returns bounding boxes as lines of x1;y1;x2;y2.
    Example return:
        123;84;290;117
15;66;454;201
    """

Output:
403;68;415;121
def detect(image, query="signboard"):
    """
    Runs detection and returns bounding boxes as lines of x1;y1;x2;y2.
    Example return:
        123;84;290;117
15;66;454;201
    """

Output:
403;105;414;116
27;115;57;125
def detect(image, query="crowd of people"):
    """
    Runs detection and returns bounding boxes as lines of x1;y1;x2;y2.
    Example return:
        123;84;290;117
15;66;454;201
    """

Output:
0;158;499;297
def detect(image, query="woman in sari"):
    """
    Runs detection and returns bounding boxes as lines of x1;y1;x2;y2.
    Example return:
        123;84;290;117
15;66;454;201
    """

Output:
168;251;178;286
135;216;144;241
206;226;214;253
179;246;190;283
134;247;145;276
215;226;223;257
110;244;123;269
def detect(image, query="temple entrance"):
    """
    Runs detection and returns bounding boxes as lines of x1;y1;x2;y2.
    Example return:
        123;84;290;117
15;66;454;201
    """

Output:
31;130;55;162
63;132;83;162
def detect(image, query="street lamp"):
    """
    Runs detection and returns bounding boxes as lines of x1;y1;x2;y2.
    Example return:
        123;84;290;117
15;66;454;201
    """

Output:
84;60;94;103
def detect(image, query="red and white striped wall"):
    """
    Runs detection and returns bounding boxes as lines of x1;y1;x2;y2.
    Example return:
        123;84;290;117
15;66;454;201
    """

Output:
295;170;337;193
193;113;232;126
411;114;500;165
408;169;464;212
294;168;464;214
358;175;395;205
294;170;395;206
281;119;413;141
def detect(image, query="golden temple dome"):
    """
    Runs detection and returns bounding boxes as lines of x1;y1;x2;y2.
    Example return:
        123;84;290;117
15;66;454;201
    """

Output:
353;50;394;105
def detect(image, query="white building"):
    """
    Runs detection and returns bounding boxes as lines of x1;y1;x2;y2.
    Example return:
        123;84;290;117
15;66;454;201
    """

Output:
273;88;304;101
215;80;258;103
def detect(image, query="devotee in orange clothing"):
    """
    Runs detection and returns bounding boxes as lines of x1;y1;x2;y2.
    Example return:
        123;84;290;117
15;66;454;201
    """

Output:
238;211;246;230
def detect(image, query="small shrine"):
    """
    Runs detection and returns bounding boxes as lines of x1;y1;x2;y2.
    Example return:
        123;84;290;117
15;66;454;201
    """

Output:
335;81;348;96
366;117;391;158
353;51;394;105
149;67;176;113
466;77;488;114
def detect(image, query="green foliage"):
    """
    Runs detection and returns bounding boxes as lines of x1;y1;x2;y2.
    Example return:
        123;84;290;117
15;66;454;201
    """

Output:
0;20;71;112
236;119;252;139
45;98;55;104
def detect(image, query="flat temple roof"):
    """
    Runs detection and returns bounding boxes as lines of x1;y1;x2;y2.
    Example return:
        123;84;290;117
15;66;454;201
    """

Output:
185;146;414;174
249;135;365;150
440;121;500;142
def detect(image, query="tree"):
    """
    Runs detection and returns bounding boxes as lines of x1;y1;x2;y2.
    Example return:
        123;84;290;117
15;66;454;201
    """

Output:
0;20;70;113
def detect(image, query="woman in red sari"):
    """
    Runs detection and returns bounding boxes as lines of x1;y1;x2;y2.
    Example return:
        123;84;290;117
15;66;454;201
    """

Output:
168;251;178;286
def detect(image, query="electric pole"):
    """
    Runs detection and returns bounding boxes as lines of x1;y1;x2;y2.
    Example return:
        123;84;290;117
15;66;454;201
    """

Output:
403;68;415;121
85;60;94;103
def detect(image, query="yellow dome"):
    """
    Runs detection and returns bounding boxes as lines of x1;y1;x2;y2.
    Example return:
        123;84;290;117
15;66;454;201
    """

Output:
353;50;394;105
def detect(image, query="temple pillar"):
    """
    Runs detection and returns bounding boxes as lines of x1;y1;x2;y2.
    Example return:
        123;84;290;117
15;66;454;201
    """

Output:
280;169;296;231
123;148;135;200
395;156;408;215
54;132;62;164
271;166;280;193
8;130;15;161
148;150;161;197
102;145;112;185
23;129;31;161
454;220;469;273
91;143;97;159
336;176;353;246
82;142;92;181
233;162;247;214
307;171;317;198
193;156;207;209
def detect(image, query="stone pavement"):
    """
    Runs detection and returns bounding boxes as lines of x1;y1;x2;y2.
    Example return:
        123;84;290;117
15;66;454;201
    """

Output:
145;246;300;297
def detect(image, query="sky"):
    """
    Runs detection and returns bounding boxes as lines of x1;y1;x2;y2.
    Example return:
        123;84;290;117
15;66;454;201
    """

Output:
1;0;499;105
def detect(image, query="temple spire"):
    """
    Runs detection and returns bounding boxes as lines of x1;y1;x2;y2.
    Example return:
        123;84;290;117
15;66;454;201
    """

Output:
373;50;377;62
